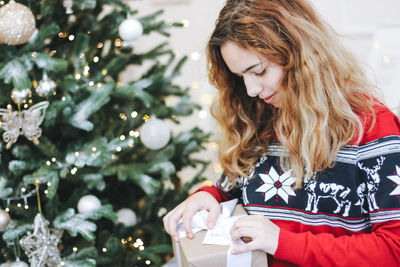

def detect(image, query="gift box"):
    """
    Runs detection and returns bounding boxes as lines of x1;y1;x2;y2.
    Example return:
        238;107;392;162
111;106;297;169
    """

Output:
172;203;268;267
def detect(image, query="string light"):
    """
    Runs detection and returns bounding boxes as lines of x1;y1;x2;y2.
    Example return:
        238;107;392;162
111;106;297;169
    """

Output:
198;110;207;119
191;81;200;89
116;147;121;152
68;35;75;41
120;135;126;141
92;147;97;152
102;248;107;253
93;56;99;63
182;19;190;28
120;113;127;121
75;152;80;157
75;74;81;80
97;42;104;48
201;94;213;104
89;81;95;86
24;104;29;109
62;97;66;101
32;52;37;57
21;187;26;193
131;111;138;118
145;260;151;265
96;83;102;87
51;157;56;162
47;182;52;187
383;56;390;64
71;167;78;175
72;247;78;252
191;51;200;61
142;114;150;122
46;161;51;166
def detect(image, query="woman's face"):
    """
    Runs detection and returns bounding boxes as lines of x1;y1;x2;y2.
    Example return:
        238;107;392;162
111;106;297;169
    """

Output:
220;41;283;108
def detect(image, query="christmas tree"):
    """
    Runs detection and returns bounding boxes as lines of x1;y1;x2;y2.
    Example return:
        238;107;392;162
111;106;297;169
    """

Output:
0;0;210;266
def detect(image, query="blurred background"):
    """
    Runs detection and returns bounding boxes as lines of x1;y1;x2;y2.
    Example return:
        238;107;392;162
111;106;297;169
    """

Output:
128;0;400;184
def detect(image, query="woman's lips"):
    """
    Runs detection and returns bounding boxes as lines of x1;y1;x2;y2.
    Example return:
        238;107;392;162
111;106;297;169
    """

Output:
263;93;276;104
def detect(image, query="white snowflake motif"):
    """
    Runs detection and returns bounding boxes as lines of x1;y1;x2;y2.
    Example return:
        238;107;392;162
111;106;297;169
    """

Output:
387;165;400;196
255;166;297;203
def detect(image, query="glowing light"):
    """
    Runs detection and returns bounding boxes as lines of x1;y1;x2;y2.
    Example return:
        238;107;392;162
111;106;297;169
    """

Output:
120;135;126;141
116;147;122;152
191;51;200;61
145;260;151;265
142;114;150;122
68;35;75;41
24;104;28;109
62;97;66;101
89;81;95;86
182;19;190;27
21;187;26;192
121;239;127;244
201;94;213;104
97;42;104;48
383;56;390;63
102;69;107;75
97;83;102;88
120;113;127;121
102;248;107;253
24;205;29;209
75;152;80;157
139;245;144;251
92;147;97;152
32;52;37;57
46;161;51;166
131;111;138;118
75;73;81;80
44;190;49;194
115;38;122;47
93;56;99;63
17;203;22;208
191;81;200;89
5;208;9;212
52;157;56;162
73;247;78;252
203;180;213;187
198;110;208;119
47;182;52;186
71;167;78;175
79;53;85;59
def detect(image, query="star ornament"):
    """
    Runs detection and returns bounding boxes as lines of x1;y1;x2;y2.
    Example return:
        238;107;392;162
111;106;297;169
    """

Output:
20;213;63;267
256;166;297;204
387;165;400;196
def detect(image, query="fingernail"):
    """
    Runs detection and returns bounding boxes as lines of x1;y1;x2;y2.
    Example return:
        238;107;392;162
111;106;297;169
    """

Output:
208;222;214;229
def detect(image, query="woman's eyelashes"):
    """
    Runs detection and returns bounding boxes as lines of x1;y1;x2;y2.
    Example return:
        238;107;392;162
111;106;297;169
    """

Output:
255;68;266;76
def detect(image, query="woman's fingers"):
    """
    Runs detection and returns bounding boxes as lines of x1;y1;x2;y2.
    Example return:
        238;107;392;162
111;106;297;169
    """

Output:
207;202;220;229
182;205;199;239
231;242;254;255
230;226;254;243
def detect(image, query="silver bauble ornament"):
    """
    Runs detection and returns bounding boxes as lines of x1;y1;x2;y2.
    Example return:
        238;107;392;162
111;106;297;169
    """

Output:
36;73;56;97
10;259;29;267
0;209;10;230
77;194;101;213
0;0;36;45
11;88;31;104
117;208;137;227
139;117;171;150
118;17;143;42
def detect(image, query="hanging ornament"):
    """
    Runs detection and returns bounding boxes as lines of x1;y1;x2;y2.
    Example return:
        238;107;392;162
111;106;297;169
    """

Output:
10;259;29;267
36;72;56;97
0;208;10;230
0;101;49;149
118;15;143;43
139;117;171;150
117;208;137;227
77;194;101;213
20;213;63;267
0;0;36;45
11;88;31;104
63;0;73;14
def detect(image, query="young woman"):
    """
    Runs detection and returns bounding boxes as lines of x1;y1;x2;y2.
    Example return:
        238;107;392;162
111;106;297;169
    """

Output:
163;0;400;266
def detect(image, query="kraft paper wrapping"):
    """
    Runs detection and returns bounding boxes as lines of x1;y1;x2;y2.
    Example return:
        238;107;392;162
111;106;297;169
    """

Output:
173;204;268;267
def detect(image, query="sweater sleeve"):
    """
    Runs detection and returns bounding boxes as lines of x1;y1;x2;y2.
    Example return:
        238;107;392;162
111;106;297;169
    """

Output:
274;220;400;266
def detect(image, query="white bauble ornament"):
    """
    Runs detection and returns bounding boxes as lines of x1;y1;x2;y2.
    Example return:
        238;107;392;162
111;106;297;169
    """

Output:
0;0;36;45
77;195;101;213
139;117;171;150
11;88;31;104
118;17;143;42
0;209;10;230
116;208;137;227
36;73;56;97
10;259;29;267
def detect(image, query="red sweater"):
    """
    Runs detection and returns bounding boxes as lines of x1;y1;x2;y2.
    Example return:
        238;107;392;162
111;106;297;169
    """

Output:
194;105;400;266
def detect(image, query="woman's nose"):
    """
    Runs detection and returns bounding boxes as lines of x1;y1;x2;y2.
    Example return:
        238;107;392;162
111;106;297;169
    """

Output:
244;77;262;97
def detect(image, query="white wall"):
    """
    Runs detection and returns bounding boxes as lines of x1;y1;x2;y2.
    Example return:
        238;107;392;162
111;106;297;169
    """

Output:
125;0;400;184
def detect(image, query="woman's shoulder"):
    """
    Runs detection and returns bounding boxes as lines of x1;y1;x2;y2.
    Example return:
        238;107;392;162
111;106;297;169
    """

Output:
359;103;400;145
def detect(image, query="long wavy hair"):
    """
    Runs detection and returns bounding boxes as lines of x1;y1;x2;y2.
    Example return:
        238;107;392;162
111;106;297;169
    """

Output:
207;0;382;188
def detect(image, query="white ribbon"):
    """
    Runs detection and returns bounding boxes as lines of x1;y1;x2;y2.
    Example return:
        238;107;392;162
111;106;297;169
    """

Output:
176;199;251;267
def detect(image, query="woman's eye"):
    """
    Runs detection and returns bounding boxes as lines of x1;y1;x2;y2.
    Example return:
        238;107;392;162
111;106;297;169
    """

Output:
255;69;266;76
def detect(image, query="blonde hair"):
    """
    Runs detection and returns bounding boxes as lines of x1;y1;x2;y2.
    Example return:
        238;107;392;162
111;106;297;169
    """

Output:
207;0;381;188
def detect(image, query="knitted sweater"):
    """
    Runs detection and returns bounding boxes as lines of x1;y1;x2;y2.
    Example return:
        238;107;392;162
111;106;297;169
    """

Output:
195;105;400;267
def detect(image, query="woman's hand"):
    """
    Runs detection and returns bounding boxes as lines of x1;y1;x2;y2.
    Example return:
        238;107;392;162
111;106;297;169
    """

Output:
163;191;220;242
230;214;280;255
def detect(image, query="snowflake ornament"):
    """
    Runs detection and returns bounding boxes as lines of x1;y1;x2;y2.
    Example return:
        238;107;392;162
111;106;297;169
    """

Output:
387;165;400;196
255;166;297;203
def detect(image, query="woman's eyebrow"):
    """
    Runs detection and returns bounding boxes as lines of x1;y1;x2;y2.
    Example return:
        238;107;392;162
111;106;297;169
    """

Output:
241;62;262;74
